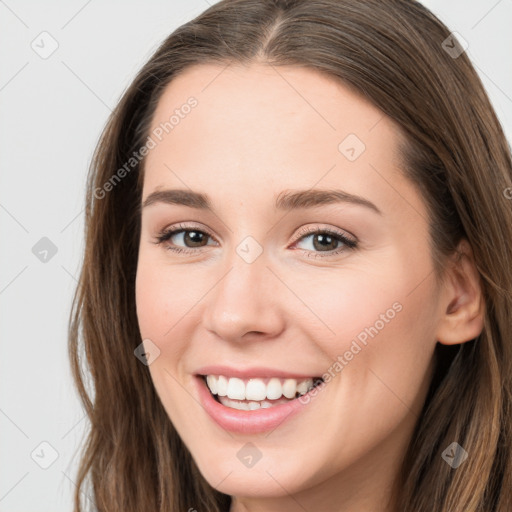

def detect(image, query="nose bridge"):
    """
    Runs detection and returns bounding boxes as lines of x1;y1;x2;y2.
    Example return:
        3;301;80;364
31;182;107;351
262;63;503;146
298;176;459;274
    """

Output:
202;239;284;341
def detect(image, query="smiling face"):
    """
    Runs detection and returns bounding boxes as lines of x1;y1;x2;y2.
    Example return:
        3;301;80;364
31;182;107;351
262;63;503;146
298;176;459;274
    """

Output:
135;63;445;510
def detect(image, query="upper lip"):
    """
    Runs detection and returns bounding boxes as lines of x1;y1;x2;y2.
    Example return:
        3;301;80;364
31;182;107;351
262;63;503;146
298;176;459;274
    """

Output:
195;365;322;380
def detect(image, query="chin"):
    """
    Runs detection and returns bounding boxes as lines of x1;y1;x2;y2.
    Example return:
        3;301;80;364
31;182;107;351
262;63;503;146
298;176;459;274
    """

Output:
192;448;315;498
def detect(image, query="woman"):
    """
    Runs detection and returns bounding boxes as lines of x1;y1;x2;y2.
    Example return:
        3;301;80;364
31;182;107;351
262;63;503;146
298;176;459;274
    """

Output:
68;0;512;510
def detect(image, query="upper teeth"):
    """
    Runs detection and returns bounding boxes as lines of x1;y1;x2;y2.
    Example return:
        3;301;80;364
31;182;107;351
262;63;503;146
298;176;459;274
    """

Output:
205;375;320;401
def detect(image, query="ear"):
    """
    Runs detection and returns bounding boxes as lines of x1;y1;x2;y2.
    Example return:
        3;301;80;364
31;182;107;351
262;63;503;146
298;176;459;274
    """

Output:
435;239;485;345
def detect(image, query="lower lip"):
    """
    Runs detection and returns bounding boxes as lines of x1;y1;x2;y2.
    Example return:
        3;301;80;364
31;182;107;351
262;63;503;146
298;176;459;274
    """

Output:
195;376;318;434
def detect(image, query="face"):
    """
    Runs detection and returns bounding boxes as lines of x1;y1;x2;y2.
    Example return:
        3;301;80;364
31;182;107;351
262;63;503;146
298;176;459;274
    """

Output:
135;63;443;507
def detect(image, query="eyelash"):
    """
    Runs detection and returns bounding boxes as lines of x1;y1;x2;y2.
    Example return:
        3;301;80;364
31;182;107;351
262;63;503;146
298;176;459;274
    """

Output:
153;222;358;258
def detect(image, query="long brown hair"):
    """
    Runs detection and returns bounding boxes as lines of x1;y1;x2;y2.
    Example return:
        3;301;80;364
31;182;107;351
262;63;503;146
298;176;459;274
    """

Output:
68;0;512;510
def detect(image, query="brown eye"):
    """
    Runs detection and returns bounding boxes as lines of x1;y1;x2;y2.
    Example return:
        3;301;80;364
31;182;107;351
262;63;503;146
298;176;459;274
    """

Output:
292;226;357;258
165;229;209;248
154;223;218;254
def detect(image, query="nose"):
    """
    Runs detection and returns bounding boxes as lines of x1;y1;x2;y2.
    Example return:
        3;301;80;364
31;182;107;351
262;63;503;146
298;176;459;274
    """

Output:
201;250;286;344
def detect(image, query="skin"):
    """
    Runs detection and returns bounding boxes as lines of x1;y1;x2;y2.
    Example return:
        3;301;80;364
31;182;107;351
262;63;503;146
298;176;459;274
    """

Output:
135;63;484;512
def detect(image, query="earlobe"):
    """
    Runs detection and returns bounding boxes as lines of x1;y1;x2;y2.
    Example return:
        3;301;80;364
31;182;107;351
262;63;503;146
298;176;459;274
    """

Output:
436;239;485;346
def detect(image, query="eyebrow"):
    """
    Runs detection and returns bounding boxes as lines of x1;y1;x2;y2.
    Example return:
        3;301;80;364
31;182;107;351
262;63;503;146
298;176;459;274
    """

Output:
142;188;382;215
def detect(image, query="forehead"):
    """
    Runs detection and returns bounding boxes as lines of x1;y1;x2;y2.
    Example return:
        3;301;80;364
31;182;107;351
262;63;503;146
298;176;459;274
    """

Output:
142;63;414;218
146;62;397;150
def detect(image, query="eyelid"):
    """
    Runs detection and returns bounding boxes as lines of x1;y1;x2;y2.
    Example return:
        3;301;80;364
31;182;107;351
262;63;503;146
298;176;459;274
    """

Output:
157;221;217;241
291;224;357;245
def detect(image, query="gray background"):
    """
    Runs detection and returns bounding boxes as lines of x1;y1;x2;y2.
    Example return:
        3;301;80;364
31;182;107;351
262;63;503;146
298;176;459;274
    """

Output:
1;1;511;510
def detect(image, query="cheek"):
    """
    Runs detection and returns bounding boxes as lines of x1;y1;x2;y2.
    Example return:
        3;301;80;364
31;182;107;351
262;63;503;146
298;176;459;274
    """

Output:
135;259;201;429
322;277;438;429
135;253;202;342
135;265;168;341
297;256;438;387
135;259;188;384
289;266;404;353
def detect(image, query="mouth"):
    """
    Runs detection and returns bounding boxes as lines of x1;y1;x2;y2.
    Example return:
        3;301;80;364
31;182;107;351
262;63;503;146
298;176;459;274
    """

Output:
200;374;325;411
